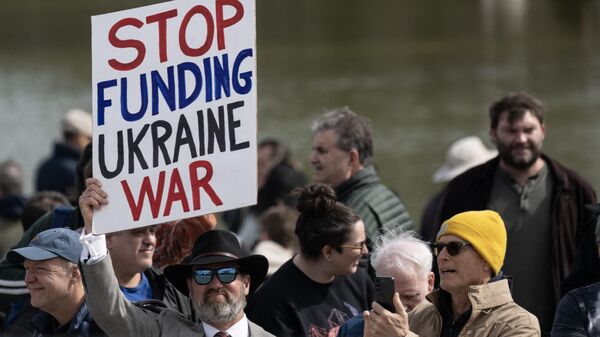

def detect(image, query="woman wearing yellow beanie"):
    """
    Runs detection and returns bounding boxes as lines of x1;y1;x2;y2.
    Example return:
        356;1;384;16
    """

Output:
363;210;541;337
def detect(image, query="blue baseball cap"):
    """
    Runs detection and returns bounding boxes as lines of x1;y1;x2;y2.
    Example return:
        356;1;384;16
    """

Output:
7;228;83;265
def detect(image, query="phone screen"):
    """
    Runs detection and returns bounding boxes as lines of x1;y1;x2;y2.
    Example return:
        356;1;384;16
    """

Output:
374;276;395;313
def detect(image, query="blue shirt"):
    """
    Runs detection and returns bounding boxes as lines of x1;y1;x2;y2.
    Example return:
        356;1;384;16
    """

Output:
120;272;153;303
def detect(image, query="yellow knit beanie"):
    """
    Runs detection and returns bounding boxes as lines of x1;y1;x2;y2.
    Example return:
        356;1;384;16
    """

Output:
437;210;507;276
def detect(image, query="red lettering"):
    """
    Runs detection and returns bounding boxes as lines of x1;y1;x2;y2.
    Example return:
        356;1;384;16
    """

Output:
163;168;190;216
108;18;146;71
216;0;244;50
179;5;215;57
121;172;165;221
190;160;223;210
146;9;178;63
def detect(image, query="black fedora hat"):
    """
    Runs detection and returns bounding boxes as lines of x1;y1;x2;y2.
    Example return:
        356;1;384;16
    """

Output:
164;230;268;296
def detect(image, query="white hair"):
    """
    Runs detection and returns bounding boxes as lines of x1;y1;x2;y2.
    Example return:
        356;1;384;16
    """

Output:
371;231;433;281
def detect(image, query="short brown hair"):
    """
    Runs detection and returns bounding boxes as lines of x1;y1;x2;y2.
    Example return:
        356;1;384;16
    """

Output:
489;92;545;129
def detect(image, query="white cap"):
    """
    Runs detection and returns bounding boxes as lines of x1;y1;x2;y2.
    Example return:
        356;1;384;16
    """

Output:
433;136;497;183
62;109;92;138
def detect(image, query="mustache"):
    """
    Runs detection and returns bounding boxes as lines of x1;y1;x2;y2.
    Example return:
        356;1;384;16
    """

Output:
203;288;230;301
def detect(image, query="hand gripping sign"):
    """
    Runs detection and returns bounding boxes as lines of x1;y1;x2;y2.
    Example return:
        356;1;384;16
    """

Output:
91;0;256;234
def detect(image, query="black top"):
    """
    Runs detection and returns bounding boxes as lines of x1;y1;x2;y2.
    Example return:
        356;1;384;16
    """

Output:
246;259;374;337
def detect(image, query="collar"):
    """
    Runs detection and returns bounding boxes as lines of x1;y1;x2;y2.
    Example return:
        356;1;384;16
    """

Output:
426;279;514;312
202;314;249;337
31;301;91;334
334;165;379;197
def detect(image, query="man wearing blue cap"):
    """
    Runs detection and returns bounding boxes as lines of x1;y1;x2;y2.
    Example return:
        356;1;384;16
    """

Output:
5;228;105;336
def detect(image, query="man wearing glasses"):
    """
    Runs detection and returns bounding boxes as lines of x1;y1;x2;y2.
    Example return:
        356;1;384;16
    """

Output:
77;178;274;337
363;210;540;337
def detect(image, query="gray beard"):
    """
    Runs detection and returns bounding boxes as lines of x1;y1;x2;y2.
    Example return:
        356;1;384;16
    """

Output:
196;288;246;324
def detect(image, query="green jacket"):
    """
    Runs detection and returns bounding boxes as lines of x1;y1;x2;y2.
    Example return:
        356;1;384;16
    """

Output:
335;165;413;241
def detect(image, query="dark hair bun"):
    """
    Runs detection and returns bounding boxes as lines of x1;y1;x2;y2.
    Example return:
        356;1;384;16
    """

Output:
295;183;336;216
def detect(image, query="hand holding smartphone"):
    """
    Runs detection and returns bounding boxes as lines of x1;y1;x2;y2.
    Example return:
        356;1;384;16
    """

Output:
374;276;396;313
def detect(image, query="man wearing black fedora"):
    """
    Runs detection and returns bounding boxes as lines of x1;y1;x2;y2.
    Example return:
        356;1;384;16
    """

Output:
77;178;274;337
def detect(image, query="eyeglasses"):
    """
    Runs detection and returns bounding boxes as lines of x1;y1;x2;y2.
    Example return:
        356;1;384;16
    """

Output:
433;241;472;256
192;267;239;285
340;240;367;250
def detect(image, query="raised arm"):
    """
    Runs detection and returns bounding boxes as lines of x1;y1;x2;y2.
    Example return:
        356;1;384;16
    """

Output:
79;178;161;337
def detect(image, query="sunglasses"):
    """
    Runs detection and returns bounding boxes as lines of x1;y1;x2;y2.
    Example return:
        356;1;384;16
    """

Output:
192;267;239;285
432;241;472;256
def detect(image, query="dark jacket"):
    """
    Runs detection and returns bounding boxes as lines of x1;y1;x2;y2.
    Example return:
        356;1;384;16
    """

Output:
36;142;81;197
551;281;600;337
336;165;413;240
5;301;106;337
143;267;195;321
31;302;105;337
438;154;597;302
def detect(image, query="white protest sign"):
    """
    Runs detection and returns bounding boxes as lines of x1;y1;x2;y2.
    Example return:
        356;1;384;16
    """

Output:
91;0;256;234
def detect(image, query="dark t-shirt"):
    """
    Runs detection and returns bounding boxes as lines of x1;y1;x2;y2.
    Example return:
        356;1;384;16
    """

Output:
246;259;374;337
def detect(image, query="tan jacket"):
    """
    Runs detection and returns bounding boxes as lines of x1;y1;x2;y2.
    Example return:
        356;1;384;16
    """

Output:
407;280;540;337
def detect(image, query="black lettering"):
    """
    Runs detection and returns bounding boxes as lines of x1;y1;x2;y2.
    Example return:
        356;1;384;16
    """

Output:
151;120;172;167
99;132;124;179
227;101;249;151
127;124;150;174
173;114;198;162
196;110;206;156
206;106;226;154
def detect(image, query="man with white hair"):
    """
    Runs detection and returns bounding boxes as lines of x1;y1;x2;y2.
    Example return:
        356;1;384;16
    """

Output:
36;108;92;198
337;232;434;337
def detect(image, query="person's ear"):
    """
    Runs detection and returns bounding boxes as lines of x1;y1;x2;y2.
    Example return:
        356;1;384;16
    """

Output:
105;234;114;250
427;271;435;292
186;279;194;295
489;128;498;145
322;245;334;262
241;274;251;296
71;266;82;284
349;149;360;165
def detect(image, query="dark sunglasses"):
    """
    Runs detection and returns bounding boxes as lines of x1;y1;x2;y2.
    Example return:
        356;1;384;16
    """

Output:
432;241;472;256
192;267;239;285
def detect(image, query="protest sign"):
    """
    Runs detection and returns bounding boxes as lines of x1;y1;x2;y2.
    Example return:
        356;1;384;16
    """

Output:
91;0;256;234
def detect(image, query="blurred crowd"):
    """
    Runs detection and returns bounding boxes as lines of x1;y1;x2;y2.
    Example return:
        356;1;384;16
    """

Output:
0;92;598;337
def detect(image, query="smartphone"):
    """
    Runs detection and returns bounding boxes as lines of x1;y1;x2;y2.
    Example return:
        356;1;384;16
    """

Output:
374;276;396;313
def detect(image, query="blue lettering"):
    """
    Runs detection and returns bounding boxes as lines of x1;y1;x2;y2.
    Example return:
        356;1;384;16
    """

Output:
97;79;118;126
213;53;230;100
232;48;253;95
177;62;202;110
203;57;213;102
120;75;149;122
151;66;176;115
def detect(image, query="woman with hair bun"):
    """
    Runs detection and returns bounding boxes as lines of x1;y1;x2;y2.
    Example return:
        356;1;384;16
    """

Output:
246;183;374;336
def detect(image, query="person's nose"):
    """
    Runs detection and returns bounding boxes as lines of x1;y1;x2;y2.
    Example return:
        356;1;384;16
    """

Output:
437;246;450;261
309;151;319;165
24;270;36;284
143;230;156;246
361;244;369;255
516;131;528;144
